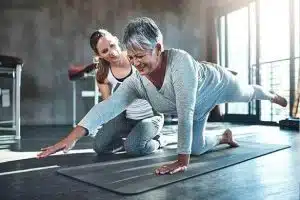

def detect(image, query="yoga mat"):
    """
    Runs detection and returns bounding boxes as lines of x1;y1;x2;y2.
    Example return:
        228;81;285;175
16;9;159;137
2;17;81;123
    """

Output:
57;141;290;195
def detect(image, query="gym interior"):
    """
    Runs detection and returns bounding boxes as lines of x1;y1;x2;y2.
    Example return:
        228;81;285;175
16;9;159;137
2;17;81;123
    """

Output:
0;0;299;199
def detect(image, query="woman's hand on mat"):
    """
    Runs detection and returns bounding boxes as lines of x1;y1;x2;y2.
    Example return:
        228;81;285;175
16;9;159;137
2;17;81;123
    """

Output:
36;126;87;159
155;154;190;175
36;137;77;159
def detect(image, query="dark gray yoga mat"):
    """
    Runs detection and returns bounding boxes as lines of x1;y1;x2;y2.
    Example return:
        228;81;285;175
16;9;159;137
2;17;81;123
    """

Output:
57;142;290;195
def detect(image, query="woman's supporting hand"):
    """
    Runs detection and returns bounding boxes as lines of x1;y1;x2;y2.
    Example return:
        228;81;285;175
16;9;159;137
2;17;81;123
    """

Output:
36;126;87;159
36;137;77;159
155;154;190;175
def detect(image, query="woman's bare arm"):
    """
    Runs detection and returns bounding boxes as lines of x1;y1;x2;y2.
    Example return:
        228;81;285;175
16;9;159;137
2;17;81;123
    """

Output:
97;78;111;100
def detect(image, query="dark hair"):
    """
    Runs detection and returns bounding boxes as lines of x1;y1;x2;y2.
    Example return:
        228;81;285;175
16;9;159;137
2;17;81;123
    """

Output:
89;29;112;83
90;31;103;55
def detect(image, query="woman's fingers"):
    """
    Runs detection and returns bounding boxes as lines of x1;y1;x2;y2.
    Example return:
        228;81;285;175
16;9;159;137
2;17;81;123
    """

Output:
155;165;170;175
37;138;77;159
170;166;187;174
155;161;187;175
37;148;55;158
37;149;53;159
40;146;52;151
37;143;66;159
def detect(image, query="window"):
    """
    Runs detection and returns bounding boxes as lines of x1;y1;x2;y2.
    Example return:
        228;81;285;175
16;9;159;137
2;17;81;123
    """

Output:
217;0;298;122
227;7;249;114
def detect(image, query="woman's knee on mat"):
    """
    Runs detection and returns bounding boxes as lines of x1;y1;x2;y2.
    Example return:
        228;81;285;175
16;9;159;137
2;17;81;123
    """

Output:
190;135;219;156
93;140;104;154
124;139;158;156
139;115;164;132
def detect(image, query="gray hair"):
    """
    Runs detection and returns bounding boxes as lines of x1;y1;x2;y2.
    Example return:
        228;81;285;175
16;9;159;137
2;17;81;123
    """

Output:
123;17;163;51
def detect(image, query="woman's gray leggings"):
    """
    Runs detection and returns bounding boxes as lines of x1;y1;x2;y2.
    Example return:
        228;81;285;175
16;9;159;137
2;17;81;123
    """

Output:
93;112;164;156
191;70;275;155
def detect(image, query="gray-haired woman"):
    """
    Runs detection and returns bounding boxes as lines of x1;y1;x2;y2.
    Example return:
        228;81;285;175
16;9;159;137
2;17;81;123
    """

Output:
39;17;287;176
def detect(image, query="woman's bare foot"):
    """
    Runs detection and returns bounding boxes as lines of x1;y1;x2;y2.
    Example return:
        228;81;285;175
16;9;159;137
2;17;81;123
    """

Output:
270;92;288;107
219;129;239;147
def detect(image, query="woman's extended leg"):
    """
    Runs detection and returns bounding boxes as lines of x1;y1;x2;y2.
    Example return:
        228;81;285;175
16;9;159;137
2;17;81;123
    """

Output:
220;70;287;107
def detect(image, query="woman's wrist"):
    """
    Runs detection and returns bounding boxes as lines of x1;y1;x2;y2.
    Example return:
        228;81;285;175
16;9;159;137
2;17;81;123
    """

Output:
68;126;87;141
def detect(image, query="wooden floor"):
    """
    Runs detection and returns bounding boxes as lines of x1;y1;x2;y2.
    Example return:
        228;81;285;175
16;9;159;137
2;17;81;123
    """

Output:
0;123;299;200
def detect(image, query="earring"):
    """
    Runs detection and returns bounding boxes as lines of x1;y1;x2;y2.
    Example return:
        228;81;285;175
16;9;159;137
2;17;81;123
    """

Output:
93;56;99;64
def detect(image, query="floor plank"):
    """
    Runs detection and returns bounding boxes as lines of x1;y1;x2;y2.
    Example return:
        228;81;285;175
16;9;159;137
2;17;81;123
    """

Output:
0;123;299;200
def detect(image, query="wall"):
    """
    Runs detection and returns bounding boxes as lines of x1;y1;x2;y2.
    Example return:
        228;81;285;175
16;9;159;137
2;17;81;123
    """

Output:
0;0;208;125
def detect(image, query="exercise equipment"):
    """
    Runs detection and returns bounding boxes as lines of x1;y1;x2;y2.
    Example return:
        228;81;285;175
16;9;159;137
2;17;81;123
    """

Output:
58;141;289;195
68;63;99;127
0;55;23;139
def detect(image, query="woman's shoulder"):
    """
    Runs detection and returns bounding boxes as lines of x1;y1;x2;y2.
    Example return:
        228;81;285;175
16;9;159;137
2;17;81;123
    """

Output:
166;48;195;68
167;48;190;57
166;48;193;63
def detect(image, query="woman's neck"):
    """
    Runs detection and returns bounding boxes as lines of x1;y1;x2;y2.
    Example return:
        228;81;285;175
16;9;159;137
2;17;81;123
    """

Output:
109;52;132;79
110;52;131;69
148;51;166;77
146;51;167;89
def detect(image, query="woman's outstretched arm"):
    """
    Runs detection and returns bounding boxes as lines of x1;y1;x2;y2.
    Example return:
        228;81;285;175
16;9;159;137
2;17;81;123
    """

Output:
37;76;139;158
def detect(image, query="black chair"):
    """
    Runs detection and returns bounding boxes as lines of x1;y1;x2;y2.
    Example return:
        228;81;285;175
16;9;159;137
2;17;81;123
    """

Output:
68;63;99;127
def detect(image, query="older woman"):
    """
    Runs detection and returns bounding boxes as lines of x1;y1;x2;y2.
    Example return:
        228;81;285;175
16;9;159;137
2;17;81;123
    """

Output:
121;17;286;175
38;17;287;176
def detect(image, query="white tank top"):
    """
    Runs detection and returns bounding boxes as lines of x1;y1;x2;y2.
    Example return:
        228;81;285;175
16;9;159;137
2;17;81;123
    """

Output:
107;66;154;120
